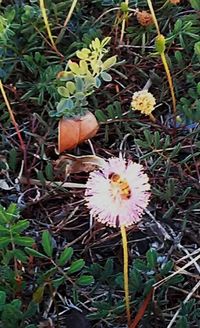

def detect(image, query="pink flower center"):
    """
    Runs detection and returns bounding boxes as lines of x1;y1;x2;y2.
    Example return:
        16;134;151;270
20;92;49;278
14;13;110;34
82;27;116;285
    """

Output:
109;173;131;200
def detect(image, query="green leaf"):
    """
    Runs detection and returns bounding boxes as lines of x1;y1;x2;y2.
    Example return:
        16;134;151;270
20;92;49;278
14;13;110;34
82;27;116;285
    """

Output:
102;56;117;70
25;247;47;259
4;249;28;264
75;77;84;92
68;259;85;274
42;231;53;257
100;71;112;82
95;76;101;88
176;316;188;328
160;261;174;276
57;71;74;81
190;0;200;10
0;207;10;224
52;277;65;289
57;86;70;98
167;274;184;285
45;162;53;181
76;275;94;286
194;41;200;56
8;148;17;171
143;278;155;296
146;249;157;269
133;259;147;271
101;36;111;47
23;301;37;320
95;109;107;122
64;98;74;110
57;247;73;266
91;38;101;51
13;236;34;247
76;48;90;60
0;291;6;311
79;60;89;75
66;81;76;94
6;203;19;221
0;237;11;248
36;170;46;186
169;143;181;158
68;61;80;75
0;225;9;235
11;220;29;234
129;269;142;290
103;258;113;278
33;286;45;304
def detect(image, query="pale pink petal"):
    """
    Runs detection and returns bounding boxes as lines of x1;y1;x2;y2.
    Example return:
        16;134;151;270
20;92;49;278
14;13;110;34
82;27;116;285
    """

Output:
85;157;151;227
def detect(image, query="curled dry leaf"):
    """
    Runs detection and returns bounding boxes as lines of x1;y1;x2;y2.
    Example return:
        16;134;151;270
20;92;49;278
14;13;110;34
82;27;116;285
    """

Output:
58;111;99;153
54;154;106;178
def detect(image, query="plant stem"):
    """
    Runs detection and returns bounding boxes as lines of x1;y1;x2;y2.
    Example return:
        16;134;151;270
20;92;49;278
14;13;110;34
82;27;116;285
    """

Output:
121;224;131;326
0;80;26;154
120;0;129;44
149;113;156;123
146;0;160;35
160;52;176;114
56;0;78;44
146;0;176;114
39;0;60;54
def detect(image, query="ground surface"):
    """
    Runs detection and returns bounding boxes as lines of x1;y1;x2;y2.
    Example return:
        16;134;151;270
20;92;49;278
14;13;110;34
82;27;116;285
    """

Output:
0;1;200;327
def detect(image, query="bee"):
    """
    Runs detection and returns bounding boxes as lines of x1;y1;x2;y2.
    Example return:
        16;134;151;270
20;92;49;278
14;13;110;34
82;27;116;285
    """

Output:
109;173;131;200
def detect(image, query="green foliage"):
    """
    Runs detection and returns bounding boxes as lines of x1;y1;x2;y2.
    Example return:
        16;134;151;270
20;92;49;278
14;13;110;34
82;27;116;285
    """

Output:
88;248;184;322
0;204;93;326
176;300;200;328
50;37;117;118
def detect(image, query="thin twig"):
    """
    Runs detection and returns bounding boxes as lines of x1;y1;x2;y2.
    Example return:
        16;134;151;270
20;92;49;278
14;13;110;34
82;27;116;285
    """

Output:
167;280;200;328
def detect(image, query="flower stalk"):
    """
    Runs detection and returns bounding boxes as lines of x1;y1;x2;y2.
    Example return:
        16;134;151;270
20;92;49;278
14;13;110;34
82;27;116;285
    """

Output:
120;1;129;44
0;80;25;153
146;0;176;114
121;224;131;326
39;0;61;55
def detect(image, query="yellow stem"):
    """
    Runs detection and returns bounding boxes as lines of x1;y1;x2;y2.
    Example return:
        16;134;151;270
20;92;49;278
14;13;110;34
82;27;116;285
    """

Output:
56;0;78;44
149;113;156;123
160;52;176;114
39;0;56;49
146;0;160;35
120;0;129;44
146;0;176;114
63;0;78;28
121;224;131;326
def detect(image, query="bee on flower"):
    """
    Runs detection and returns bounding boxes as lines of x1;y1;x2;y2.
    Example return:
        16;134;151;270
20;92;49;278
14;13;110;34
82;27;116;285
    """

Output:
85;157;151;228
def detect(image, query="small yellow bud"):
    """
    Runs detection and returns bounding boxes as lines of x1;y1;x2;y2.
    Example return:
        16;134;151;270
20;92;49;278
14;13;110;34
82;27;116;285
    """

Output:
120;2;129;13
155;34;166;54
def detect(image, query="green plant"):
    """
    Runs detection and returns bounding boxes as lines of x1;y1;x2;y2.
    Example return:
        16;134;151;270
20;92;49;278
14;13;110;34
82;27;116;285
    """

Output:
25;230;94;304
88;248;184;324
0;204;94;327
50;37;117;118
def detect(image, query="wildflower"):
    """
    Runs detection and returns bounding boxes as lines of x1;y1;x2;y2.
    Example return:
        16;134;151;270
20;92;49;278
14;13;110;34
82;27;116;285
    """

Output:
169;0;181;4
137;10;153;27
85;157;151;227
131;90;156;116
